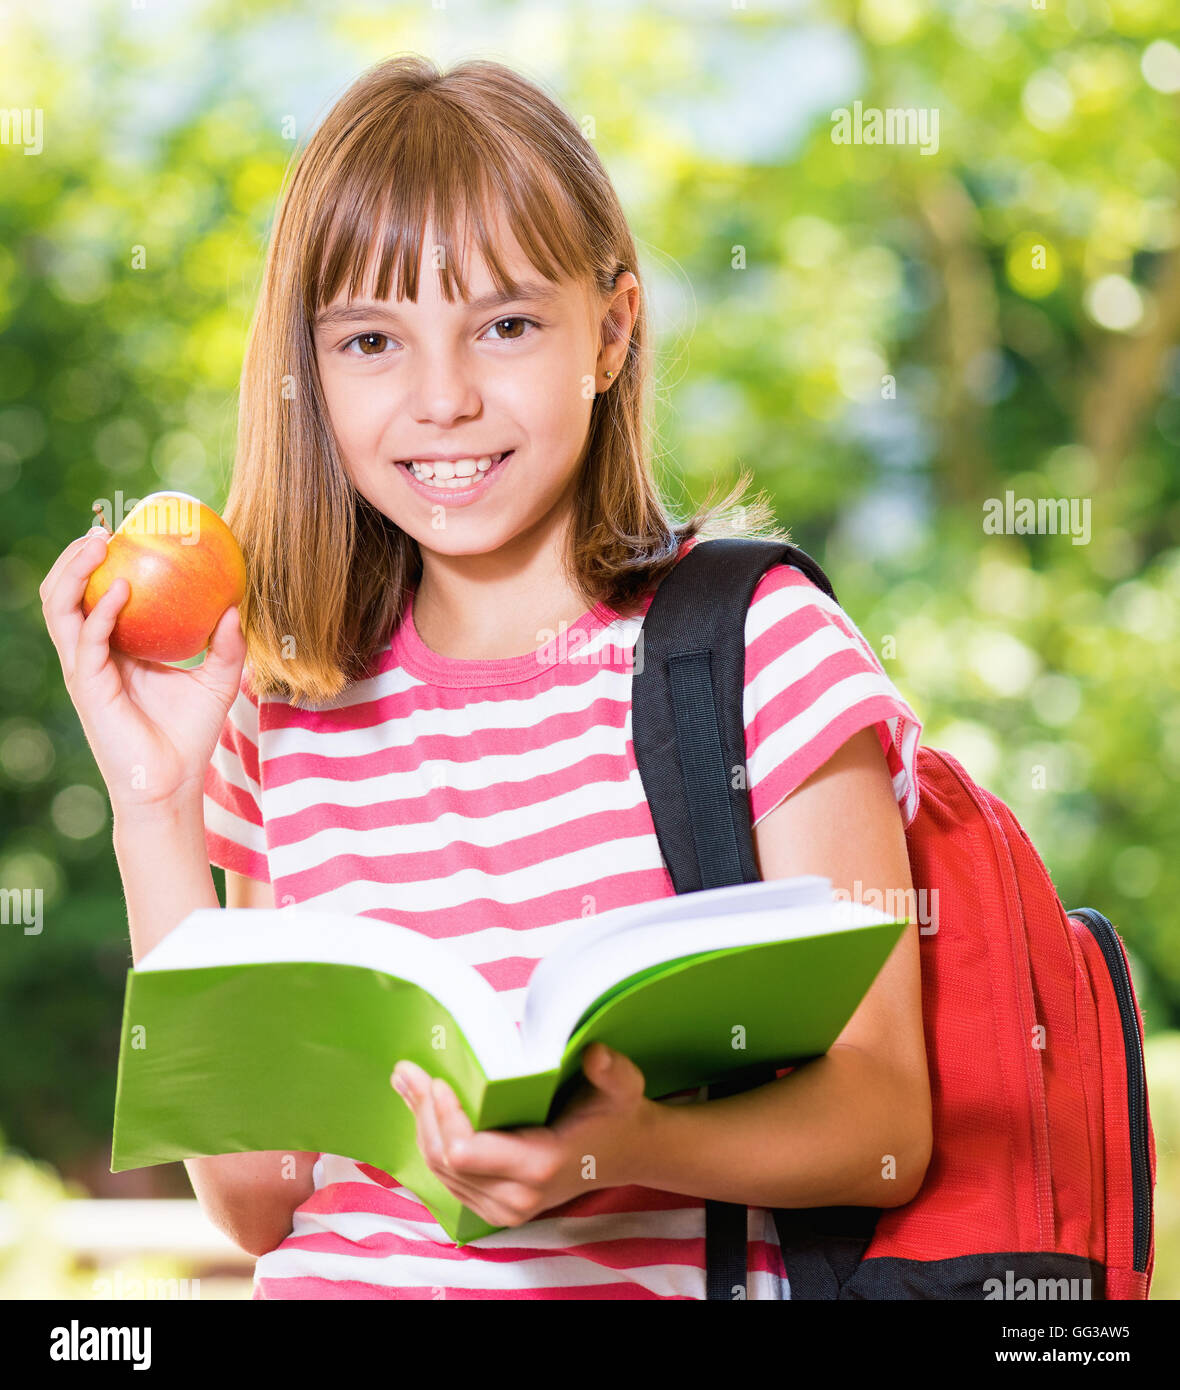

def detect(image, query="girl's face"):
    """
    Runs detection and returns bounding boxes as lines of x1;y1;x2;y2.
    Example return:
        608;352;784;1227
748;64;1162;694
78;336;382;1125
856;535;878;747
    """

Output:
313;211;636;565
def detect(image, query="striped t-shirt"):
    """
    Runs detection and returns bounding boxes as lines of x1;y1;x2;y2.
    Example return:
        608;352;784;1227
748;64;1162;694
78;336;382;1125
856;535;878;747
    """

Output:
202;535;923;1300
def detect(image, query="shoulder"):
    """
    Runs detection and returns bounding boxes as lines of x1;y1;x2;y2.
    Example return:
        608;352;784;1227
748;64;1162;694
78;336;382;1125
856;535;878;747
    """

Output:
744;560;874;678
748;557;840;614
749;559;833;609
739;560;924;829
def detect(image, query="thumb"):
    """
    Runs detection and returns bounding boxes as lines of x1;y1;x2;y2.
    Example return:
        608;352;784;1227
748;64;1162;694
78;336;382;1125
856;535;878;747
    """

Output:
583;1042;644;1097
196;604;246;693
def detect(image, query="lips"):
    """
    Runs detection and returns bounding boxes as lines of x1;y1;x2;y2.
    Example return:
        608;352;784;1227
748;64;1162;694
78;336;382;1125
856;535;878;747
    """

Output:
395;451;510;471
395;449;514;503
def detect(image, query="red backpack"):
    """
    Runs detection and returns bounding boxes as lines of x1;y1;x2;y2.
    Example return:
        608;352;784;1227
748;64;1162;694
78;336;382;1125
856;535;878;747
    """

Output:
630;536;1156;1299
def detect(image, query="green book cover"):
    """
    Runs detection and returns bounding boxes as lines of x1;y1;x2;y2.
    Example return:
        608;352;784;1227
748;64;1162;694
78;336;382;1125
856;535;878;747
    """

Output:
109;875;906;1244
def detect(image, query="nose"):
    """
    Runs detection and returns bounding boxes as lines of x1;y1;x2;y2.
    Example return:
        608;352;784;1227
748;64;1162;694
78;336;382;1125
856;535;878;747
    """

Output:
403;346;484;428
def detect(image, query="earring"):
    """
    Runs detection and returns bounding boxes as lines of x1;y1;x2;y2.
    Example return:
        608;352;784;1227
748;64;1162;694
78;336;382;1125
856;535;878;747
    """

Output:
596;368;618;398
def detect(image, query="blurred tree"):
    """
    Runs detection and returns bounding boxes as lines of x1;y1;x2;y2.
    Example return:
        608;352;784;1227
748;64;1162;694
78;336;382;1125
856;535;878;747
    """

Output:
1;2;1178;1218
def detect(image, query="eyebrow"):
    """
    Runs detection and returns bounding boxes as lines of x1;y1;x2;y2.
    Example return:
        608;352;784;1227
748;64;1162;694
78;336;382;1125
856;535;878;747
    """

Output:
313;281;562;331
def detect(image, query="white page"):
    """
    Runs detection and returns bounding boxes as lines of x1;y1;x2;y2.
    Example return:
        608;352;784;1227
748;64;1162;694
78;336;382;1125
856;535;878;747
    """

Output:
518;875;833;1038
520;893;896;1069
131;876;883;1082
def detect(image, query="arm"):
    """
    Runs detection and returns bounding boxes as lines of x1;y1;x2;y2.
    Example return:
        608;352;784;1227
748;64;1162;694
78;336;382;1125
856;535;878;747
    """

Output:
625;724;933;1209
392;724;933;1227
181;866;317;1257
113;803;317;1256
40;530;315;1259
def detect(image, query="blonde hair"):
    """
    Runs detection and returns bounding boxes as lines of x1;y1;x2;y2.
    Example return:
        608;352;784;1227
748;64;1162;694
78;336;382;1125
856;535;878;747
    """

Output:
226;53;790;707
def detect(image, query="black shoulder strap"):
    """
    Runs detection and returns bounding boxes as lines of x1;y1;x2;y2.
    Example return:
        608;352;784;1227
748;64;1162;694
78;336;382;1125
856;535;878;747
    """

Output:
631;536;877;1301
632;537;836;897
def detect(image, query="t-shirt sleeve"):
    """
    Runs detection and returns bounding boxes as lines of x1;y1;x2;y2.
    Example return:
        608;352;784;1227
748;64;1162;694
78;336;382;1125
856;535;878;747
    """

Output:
744;562;922;831
203;665;271;884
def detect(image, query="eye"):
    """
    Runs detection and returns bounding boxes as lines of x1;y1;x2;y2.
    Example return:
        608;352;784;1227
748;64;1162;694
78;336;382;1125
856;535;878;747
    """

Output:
343;332;394;357
482;316;537;342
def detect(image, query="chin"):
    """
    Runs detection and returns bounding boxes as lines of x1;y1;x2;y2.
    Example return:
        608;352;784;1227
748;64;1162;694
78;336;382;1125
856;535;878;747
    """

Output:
404;519;525;557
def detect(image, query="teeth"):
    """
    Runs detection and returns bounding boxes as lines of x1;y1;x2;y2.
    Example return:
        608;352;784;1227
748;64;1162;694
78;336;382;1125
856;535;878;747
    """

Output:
403;452;507;487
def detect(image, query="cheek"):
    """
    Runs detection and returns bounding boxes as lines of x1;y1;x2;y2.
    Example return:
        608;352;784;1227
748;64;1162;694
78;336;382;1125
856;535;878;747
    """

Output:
515;366;593;453
319;371;388;458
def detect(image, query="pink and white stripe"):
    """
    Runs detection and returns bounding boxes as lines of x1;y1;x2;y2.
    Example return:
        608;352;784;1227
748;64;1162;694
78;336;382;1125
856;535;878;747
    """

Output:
203;539;922;1299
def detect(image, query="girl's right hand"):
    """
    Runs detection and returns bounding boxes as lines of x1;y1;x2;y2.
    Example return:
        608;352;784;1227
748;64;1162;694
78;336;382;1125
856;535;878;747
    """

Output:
40;525;248;821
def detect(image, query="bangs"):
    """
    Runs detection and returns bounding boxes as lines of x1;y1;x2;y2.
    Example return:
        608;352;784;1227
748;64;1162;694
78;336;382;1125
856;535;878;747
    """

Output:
230;54;767;708
305;100;591;318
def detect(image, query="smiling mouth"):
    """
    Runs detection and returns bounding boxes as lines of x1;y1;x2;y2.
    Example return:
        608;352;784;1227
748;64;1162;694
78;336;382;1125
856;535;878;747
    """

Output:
396;451;513;489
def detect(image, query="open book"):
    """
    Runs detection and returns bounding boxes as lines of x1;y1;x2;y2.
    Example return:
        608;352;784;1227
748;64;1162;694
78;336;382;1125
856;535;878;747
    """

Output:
110;875;907;1243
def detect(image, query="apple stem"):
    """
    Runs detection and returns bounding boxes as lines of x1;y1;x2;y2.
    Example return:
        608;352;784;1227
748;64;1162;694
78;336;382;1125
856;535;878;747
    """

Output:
92;502;112;535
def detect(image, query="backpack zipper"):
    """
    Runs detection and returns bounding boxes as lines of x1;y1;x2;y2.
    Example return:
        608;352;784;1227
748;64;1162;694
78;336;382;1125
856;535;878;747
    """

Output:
1068;907;1153;1275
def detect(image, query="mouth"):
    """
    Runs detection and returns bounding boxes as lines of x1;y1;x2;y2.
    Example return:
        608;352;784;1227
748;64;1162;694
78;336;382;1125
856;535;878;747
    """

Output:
395;450;513;493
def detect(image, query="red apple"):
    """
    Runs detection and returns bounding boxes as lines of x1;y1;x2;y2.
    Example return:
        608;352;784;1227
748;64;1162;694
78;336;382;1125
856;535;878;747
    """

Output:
81;491;247;662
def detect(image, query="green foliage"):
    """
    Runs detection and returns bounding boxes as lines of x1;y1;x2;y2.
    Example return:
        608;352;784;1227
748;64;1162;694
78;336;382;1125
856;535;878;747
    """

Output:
1145;1032;1180;1299
1;2;1178;1297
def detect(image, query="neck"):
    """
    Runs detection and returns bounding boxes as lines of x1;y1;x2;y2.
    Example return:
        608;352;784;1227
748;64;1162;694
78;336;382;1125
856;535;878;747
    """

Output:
412;534;596;663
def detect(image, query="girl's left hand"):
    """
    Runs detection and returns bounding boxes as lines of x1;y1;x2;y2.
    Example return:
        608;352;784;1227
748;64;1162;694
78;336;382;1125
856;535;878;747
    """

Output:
390;1041;656;1230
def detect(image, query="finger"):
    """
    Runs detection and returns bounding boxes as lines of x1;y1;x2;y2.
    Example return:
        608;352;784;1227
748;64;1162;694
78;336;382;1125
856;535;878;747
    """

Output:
41;531;108;665
429;1165;494;1214
394;1069;464;1193
417;1077;452;1175
39;529;105;605
395;1059;431;1092
431;1094;557;1185
396;1066;449;1174
432;1077;476;1166
419;1079;526;1208
406;1107;487;1213
418;1088;503;1221
397;1065;553;1219
42;532;112;682
448;1175;545;1228
73;576;131;685
427;1083;557;1226
462;1188;533;1228
417;1138;539;1227
191;603;245;699
581;1041;645;1099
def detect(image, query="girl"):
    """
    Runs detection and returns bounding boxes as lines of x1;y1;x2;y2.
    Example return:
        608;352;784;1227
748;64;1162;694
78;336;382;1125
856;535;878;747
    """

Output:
44;54;930;1300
